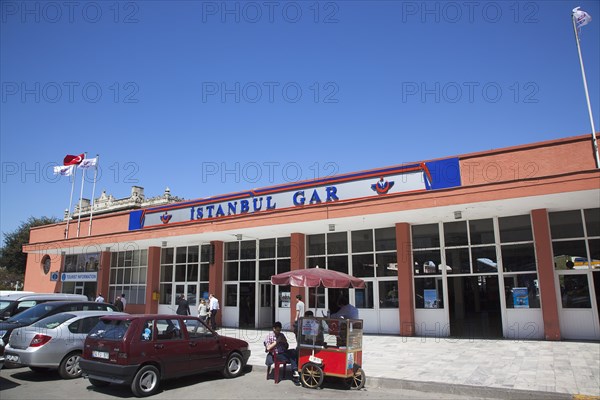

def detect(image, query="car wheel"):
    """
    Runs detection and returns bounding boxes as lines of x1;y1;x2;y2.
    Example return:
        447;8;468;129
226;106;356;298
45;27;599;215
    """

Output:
29;366;50;373
59;351;82;379
89;378;110;387
222;353;243;378
131;365;160;397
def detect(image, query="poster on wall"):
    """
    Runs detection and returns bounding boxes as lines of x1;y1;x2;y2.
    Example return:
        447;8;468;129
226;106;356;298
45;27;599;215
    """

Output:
424;289;438;309
280;291;291;308
513;287;529;308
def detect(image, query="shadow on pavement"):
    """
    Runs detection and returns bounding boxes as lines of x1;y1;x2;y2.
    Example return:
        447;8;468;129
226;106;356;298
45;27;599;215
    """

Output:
8;369;62;382
0;376;21;390
84;365;255;397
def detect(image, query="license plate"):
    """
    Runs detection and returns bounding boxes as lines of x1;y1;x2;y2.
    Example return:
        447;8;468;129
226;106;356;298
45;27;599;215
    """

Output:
92;351;109;359
6;354;19;363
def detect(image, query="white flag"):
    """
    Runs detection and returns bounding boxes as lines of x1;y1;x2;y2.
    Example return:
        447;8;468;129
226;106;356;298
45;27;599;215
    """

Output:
573;7;592;28
78;157;98;169
54;165;74;176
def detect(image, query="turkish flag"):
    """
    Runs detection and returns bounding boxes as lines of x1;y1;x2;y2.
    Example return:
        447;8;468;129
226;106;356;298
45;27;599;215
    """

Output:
63;154;85;166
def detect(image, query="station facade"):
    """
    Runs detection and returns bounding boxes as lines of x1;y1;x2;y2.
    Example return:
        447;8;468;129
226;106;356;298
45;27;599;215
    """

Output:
23;134;600;340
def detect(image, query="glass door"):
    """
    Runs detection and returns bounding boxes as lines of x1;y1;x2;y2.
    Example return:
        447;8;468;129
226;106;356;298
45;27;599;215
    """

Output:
258;283;274;329
593;271;600;328
238;282;255;328
448;275;502;338
556;270;599;340
74;283;84;295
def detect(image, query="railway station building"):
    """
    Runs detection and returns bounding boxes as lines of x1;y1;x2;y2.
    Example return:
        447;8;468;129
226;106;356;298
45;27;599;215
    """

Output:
23;133;600;340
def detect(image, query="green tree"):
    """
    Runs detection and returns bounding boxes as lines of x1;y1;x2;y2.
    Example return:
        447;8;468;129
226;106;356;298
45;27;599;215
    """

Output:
0;216;61;275
0;267;26;290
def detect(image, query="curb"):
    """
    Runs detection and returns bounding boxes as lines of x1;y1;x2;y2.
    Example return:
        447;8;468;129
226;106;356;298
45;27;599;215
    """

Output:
251;363;574;400
365;376;573;400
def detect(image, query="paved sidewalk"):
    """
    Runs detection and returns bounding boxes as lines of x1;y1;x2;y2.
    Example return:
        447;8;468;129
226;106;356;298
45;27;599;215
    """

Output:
219;327;600;399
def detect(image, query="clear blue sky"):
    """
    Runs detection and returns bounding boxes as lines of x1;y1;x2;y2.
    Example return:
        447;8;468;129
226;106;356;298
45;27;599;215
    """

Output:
1;1;599;241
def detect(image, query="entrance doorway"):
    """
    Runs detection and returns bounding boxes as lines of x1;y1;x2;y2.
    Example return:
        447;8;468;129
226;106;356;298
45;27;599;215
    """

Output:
62;282;97;301
258;283;274;329
239;283;256;328
555;271;600;340
448;275;502;338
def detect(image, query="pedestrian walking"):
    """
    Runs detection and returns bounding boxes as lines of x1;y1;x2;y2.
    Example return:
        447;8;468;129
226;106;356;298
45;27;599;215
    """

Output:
209;293;220;330
114;296;124;312
176;294;190;316
197;299;208;322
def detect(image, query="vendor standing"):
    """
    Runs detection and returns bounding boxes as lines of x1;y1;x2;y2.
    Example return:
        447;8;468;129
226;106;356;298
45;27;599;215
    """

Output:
294;294;305;341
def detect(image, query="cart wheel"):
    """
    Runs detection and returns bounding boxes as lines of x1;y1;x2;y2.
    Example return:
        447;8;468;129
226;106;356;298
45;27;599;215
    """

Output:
300;362;324;389
346;367;366;390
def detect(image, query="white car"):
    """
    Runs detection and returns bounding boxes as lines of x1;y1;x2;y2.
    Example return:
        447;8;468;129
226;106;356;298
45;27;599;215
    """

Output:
4;310;126;379
0;337;4;370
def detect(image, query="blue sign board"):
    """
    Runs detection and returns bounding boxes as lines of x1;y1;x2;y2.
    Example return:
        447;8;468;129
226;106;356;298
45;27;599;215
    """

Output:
129;158;462;230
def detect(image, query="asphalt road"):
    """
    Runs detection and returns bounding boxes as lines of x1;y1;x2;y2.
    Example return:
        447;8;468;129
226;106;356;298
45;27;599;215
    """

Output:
0;365;498;399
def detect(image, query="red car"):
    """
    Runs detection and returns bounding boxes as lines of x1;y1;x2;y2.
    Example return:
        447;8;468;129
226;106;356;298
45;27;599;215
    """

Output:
79;314;250;397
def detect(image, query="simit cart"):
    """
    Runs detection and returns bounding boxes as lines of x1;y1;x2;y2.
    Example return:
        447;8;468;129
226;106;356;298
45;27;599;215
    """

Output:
297;316;365;389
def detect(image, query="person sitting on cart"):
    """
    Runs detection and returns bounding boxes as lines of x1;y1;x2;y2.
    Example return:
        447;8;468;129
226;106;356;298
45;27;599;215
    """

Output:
264;321;299;380
330;294;359;319
327;295;358;347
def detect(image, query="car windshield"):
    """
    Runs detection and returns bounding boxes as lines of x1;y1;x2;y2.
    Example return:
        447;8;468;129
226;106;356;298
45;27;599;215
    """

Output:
0;300;15;312
89;319;131;340
32;313;76;329
5;303;60;324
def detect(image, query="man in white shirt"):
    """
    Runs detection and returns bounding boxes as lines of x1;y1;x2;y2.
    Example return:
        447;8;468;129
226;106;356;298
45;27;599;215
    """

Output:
294;294;305;341
95;293;105;303
209;294;220;330
120;293;127;310
294;294;305;325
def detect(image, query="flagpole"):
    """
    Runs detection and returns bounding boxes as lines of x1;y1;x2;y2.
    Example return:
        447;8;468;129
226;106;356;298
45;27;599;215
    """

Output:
88;154;99;236
76;152;87;238
65;166;77;239
572;11;600;169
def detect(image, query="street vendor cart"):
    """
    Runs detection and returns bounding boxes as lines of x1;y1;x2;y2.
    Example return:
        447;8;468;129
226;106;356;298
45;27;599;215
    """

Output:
297;316;365;389
270;266;366;389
